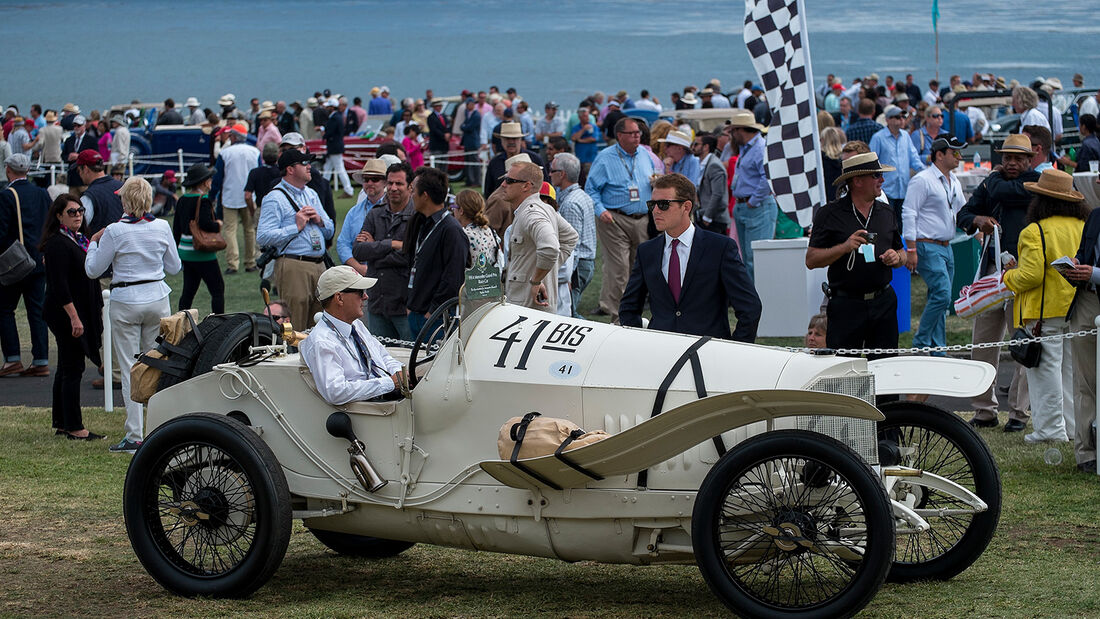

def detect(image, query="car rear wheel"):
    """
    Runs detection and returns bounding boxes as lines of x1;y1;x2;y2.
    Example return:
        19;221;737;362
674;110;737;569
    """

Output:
692;430;893;618
307;528;415;558
124;413;291;598
878;401;1001;582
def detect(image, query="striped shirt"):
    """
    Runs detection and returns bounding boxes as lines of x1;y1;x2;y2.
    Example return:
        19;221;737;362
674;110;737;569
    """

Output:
557;184;596;260
584;143;655;217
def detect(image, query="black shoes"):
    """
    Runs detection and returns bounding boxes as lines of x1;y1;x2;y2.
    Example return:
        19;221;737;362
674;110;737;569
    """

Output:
66;431;105;441
224;268;238;275
1003;419;1027;433
968;416;998;428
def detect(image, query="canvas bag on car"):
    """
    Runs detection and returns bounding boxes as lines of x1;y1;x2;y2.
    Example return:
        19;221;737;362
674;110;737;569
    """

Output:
497;412;609;460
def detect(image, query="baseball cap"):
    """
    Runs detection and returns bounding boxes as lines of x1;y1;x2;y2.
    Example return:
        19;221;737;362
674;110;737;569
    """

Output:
931;134;966;152
316;265;376;301
884;106;905;119
281;132;306;147
76;149;103;166
277;148;312;171
72;114;86;126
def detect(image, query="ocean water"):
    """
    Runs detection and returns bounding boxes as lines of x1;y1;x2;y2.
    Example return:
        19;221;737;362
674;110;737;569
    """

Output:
3;0;1098;114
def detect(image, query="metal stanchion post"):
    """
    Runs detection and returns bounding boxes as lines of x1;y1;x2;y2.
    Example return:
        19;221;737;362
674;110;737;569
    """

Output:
429;154;436;169
102;289;113;412
49;165;56;186
178;148;184;176
127;153;134;178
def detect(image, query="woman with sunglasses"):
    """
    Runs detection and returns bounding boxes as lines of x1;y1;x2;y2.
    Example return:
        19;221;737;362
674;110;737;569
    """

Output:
39;195;103;440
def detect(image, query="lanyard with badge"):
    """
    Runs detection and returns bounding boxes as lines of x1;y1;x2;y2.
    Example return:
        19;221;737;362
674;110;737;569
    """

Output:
616;146;641;202
849;201;876;269
408;209;451;289
274;186;323;251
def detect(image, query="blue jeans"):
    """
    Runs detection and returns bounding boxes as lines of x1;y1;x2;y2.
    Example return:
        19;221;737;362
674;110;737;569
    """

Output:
733;195;778;283
571;257;595;318
367;312;413;342
0;271;48;365
913;242;954;355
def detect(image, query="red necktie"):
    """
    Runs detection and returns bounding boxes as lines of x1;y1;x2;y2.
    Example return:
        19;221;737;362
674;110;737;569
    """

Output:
669;239;681;304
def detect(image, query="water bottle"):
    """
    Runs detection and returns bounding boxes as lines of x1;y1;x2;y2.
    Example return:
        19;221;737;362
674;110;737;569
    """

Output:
973;152;981;168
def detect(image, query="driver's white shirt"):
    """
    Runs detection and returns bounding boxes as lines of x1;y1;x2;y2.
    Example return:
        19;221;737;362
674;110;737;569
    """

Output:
299;311;401;405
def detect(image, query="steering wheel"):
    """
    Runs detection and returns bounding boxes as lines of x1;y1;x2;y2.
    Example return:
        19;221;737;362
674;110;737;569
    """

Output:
408;297;461;387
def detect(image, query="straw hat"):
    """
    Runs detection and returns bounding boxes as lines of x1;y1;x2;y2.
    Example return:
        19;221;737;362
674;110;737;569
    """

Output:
498;121;527;139
1024;168;1084;202
996;134;1033;154
658;130;692;149
218;93;236;106
680;92;698;106
258;110;273;120
729;109;767;132
307;97;319;108
832;152;895;186
44;111;57;122
185;97;201;107
501;153;532;177
352;159;388;183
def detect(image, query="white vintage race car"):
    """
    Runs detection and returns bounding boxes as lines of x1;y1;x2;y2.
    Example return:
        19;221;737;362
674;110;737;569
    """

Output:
123;299;1001;618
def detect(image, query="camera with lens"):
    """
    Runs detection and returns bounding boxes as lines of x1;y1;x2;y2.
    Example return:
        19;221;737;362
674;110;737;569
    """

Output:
256;245;279;269
861;231;878;243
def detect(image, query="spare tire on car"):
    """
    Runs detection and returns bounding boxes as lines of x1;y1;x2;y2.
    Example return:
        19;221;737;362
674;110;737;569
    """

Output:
156;313;278;391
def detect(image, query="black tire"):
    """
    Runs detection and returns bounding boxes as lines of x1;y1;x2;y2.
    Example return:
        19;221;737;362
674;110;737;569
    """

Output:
878;401;1001;582
158;314;277;391
123;413;292;598
408;297;460;387
692;430;894;619
307;528;415;558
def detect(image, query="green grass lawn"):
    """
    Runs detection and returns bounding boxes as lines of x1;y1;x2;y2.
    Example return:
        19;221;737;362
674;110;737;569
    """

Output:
2;404;1098;618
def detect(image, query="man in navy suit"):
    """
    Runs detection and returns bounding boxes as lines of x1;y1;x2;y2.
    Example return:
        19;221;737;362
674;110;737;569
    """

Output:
619;173;761;341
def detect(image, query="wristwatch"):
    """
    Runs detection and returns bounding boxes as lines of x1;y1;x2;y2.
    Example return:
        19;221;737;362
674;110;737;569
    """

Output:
530;280;542;285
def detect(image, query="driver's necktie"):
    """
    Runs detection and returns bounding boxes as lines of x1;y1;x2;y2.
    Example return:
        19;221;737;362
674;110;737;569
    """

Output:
349;328;380;378
669;238;681;304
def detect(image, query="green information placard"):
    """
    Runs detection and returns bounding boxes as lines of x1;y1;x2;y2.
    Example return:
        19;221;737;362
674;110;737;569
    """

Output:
465;254;503;300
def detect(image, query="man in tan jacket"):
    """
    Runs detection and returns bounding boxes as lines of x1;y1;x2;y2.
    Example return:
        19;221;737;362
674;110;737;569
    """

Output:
502;162;578;311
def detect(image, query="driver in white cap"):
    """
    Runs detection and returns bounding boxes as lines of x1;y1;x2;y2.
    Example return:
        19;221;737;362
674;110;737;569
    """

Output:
300;265;404;405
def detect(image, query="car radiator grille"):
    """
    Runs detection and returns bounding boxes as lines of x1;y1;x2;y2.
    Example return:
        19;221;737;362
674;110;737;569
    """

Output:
801;374;878;465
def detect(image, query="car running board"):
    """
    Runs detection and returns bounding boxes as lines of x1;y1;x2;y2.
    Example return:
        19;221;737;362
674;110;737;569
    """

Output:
479;389;883;491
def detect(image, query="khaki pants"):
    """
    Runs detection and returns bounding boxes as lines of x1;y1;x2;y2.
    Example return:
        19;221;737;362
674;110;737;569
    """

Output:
222;207;257;271
275;257;325;329
1070;292;1099;465
111;296;171;442
970;299;1030;422
596;210;649;322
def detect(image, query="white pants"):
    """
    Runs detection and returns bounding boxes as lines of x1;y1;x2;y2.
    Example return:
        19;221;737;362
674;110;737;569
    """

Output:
111;296;171;442
323;153;353;195
1024;317;1075;441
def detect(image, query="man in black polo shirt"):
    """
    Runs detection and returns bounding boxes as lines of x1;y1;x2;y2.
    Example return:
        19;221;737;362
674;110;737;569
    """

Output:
806;153;907;356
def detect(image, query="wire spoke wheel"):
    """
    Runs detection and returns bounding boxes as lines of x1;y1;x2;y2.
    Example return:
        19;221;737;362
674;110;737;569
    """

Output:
124;414;291;598
879;401;1001;582
693;430;893;618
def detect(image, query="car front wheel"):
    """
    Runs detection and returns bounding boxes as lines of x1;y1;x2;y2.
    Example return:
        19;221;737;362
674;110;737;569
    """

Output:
123;413;291;598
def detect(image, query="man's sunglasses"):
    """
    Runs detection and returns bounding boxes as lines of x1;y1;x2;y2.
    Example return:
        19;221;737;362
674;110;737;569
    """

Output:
501;177;527;185
363;176;385;183
65;207;86;216
646;199;686;211
340;288;367;297
927;114;943;118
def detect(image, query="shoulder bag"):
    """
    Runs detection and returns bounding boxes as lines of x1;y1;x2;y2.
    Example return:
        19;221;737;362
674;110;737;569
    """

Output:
954;225;1014;319
1008;223;1045;368
189;197;226;252
0;187;36;285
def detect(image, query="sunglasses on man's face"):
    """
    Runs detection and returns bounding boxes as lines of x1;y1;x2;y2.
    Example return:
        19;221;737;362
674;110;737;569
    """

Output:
65;207;86;216
646;199;686;211
927;113;943;118
363;176;385;183
501;177;526;185
340;288;367;297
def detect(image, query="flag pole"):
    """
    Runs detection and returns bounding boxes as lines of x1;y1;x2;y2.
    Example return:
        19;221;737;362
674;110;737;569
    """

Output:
933;0;940;81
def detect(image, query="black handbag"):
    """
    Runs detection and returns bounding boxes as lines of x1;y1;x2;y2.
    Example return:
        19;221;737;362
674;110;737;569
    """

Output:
0;187;36;285
1008;223;1044;368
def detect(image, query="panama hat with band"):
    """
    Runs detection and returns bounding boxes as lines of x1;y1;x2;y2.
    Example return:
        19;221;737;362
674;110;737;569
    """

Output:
728;109;767;133
833;152;896;186
658;130;692;149
352;159;388;183
996;134;1033;155
498;121;527;139
1024;168;1084;202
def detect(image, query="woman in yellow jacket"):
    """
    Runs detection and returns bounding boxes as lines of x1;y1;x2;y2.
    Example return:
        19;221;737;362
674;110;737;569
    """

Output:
1003;169;1089;444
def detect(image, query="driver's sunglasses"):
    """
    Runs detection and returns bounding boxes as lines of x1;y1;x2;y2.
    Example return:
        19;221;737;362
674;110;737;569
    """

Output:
65;207;86;216
269;314;287;321
363;176;385;183
871;172;885;179
646;199;686;211
501;177;526;185
340;288;367;297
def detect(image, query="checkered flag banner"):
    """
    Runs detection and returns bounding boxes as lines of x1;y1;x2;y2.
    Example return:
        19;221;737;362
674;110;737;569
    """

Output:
744;0;825;228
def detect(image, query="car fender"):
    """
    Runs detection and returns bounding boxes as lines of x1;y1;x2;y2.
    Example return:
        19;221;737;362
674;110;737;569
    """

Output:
868;356;995;398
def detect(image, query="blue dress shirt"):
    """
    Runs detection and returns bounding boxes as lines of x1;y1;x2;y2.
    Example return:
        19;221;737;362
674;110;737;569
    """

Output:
337;193;386;264
671;154;702;186
869;127;925;200
257;180;334;256
584;144;654;217
730;134;770;206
